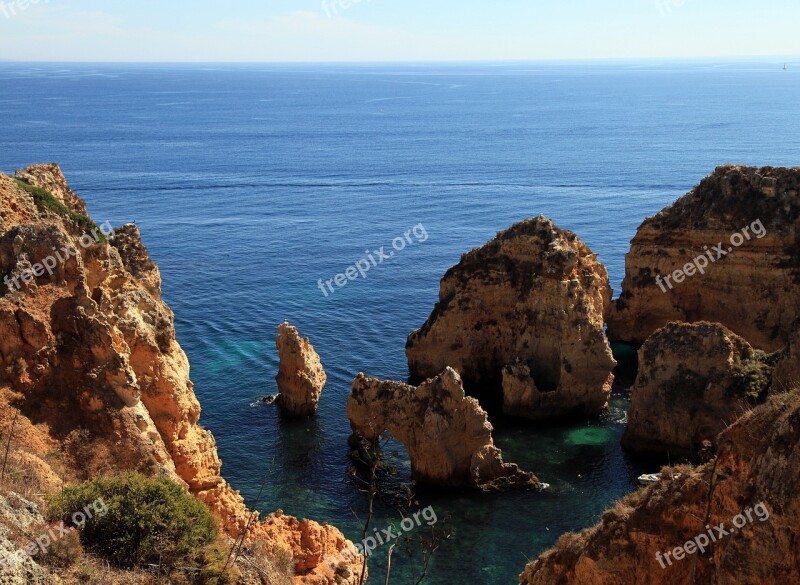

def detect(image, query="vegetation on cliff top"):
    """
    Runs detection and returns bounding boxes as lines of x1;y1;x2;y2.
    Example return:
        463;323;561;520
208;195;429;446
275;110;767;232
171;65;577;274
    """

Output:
47;473;235;583
13;178;104;240
731;349;782;400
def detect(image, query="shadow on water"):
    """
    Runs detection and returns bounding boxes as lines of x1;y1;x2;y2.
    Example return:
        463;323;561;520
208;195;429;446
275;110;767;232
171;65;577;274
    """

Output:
611;341;640;387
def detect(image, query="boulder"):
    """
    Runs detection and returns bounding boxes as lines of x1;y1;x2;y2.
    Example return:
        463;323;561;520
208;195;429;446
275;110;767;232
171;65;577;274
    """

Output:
622;322;775;457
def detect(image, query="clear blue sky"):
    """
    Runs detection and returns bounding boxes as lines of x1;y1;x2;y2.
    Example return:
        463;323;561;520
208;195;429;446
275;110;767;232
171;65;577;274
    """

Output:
0;0;798;62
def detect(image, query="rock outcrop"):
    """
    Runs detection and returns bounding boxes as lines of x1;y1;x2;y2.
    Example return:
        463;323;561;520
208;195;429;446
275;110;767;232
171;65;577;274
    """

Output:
0;165;363;584
276;322;326;416
608;165;800;351
347;367;540;490
622;322;775;457
14;163;88;216
0;493;52;584
773;327;800;392
520;387;800;585
406;217;616;419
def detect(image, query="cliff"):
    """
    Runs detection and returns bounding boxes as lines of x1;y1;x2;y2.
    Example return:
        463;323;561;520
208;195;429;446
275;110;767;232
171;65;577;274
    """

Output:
608;165;800;351
0;165;363;584
622;322;775;457
773;327;800;392
347;368;540;490
520;386;800;585
406;217;616;419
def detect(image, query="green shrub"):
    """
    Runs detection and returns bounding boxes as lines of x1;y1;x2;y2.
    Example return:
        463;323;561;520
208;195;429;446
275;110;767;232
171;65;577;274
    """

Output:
730;349;779;400
46;472;218;570
13;178;104;240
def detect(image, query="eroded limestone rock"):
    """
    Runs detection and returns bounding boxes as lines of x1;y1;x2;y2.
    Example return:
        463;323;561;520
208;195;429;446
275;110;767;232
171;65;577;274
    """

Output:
521;388;800;585
622;321;775;457
276;322;326;416
347;367;540;491
406;216;616;419
0;166;363;584
608;165;800;351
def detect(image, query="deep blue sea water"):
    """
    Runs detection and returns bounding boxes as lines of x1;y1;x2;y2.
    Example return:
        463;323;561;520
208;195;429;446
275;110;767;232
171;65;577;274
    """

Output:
1;61;799;584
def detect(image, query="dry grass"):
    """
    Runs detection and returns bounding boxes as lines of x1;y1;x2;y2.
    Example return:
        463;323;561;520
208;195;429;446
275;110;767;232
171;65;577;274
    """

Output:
58;556;158;584
554;530;591;556
234;538;295;585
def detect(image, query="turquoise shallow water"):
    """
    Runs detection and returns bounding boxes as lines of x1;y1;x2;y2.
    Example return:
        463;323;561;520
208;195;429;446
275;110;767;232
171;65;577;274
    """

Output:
1;60;799;583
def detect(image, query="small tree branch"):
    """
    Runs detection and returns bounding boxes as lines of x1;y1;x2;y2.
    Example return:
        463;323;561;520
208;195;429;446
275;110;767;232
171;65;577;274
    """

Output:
1;412;18;484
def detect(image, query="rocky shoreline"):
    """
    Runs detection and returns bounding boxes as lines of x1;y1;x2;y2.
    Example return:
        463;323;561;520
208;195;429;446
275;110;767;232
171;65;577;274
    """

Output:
1;163;798;584
520;165;800;584
0;165;365;584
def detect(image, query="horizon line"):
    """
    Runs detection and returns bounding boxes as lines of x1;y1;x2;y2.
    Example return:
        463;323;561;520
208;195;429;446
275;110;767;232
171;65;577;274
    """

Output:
1;54;799;65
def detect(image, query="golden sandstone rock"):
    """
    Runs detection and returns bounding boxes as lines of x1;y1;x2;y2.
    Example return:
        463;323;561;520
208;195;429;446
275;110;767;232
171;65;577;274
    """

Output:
521;389;800;585
521;166;800;585
608;165;800;352
0;166;363;584
622;321;774;457
276;322;327;416
406;216;616;419
347;367;540;490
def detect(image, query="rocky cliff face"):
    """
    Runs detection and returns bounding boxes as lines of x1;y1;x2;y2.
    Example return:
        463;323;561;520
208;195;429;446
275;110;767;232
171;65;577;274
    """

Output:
276;322;327;416
520;387;800;585
406;217;616;419
608;165;800;351
0;165;363;584
773;327;800;392
0;493;52;584
347;368;540;490
622;322;775;457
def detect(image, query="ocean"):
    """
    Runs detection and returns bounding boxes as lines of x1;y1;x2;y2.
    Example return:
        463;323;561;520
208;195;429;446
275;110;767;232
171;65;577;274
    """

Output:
1;60;798;584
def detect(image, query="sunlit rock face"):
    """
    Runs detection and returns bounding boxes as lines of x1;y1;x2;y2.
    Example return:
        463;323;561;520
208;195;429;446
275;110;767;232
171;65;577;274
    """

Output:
521;387;800;585
608;165;800;352
406;216;616;420
347;367;540;491
0;165;364;585
276;322;327;416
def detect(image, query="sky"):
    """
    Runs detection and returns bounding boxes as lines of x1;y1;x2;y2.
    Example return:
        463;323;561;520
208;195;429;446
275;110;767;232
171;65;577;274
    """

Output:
0;0;798;62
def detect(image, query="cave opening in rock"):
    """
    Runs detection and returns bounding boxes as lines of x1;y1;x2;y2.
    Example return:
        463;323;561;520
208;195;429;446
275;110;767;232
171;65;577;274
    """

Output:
610;341;639;387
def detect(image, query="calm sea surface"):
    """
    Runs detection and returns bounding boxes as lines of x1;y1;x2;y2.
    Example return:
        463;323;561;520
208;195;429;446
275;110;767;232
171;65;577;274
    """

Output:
1;60;798;584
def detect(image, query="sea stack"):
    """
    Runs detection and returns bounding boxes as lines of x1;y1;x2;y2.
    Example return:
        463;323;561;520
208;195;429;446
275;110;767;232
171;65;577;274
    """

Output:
406;216;616;419
276;321;327;416
607;165;800;351
347;368;540;491
622;321;775;457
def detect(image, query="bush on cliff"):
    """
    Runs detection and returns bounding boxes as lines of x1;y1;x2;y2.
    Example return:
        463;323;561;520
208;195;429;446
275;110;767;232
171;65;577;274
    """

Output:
46;473;235;583
731;349;782;400
13;178;103;238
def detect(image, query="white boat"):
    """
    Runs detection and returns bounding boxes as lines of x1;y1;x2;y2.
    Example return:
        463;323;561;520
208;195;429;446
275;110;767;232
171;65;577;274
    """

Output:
638;473;661;485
